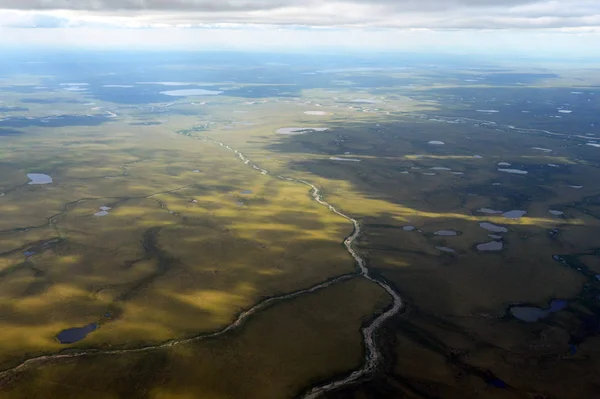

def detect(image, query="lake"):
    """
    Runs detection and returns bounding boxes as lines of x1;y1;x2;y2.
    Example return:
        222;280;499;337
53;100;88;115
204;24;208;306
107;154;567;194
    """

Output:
56;323;98;344
27;173;53;185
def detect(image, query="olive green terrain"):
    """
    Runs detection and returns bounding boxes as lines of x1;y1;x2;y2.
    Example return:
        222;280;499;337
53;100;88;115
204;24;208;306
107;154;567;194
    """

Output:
1;64;599;399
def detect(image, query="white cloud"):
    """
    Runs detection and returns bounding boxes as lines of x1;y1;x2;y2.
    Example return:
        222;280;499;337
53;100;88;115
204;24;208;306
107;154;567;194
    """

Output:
0;25;597;58
0;1;598;54
0;0;599;29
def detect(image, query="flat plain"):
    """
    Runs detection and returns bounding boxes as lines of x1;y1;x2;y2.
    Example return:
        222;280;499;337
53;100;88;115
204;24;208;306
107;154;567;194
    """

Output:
0;52;599;398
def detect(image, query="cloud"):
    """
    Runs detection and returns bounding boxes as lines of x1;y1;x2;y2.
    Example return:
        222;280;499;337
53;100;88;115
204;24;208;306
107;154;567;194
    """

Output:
0;12;69;28
0;0;598;30
0;0;540;12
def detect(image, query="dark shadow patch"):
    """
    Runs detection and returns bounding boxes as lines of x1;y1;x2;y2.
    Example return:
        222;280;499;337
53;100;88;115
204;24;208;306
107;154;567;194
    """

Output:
411;86;600;136
0;128;24;136
0;106;28;112
0;115;110;128
20;98;85;104
89;88;175;104
479;72;559;85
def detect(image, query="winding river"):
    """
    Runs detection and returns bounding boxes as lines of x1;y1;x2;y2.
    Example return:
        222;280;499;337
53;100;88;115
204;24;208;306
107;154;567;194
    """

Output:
0;135;404;398
197;136;403;398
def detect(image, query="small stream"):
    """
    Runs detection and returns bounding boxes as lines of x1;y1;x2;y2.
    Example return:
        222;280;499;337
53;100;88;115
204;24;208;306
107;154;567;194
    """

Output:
0;135;404;398
196;136;404;398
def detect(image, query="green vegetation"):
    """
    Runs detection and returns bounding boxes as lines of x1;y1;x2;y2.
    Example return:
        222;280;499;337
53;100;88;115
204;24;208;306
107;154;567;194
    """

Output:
1;61;599;398
1;278;390;399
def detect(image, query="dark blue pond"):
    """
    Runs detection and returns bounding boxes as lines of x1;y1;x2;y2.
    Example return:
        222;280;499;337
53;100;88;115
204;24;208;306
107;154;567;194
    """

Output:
549;299;568;312
488;378;507;389
510;299;568;322
56;323;98;344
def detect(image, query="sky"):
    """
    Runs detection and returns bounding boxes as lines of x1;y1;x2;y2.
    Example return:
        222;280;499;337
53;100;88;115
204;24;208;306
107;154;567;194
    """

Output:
0;0;598;56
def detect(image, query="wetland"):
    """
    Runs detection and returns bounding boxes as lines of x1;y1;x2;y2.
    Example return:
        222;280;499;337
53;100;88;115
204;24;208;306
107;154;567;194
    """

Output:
0;50;599;399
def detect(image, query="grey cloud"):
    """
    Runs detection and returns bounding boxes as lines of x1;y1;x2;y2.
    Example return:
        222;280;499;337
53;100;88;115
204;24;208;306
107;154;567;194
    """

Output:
0;0;599;29
3;0;291;11
0;0;542;12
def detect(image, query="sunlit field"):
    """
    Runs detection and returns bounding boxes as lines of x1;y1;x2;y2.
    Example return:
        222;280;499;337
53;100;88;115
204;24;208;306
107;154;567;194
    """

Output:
1;52;599;398
1;278;390;399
